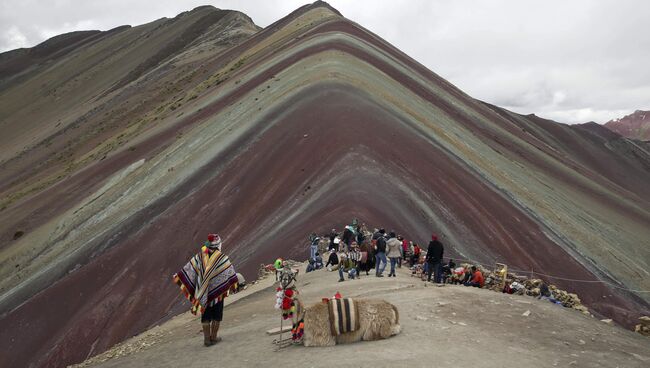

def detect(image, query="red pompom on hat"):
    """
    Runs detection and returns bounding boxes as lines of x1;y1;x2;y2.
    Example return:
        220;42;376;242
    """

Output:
207;233;223;249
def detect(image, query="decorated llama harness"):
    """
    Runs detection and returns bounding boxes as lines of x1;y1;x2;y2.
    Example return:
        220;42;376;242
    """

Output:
274;268;304;342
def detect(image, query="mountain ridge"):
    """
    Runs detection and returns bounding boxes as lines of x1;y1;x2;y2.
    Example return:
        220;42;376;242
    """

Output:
0;2;648;367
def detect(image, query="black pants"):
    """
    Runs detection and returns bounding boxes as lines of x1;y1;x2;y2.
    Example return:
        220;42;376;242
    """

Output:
427;261;441;282
410;255;419;266
201;299;224;322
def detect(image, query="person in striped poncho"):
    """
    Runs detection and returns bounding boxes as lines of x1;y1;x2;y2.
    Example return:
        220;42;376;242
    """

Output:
173;233;238;346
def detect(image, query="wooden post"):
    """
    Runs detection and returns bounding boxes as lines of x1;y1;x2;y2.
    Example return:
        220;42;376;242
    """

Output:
278;315;283;348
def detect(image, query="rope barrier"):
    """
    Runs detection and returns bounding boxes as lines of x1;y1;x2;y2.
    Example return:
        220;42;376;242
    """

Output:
321;232;650;294
443;257;650;293
511;269;650;293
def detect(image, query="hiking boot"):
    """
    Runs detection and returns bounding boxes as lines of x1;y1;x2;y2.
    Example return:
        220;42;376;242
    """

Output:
210;321;220;344
203;322;214;347
377;274;384;277
338;279;345;282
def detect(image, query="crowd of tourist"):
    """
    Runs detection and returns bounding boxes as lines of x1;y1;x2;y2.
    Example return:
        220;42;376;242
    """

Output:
304;219;485;288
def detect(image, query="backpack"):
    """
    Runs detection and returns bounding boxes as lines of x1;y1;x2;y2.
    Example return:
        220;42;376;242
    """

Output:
376;237;386;252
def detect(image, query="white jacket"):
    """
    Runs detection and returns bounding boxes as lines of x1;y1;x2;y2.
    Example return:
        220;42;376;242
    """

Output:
386;238;402;258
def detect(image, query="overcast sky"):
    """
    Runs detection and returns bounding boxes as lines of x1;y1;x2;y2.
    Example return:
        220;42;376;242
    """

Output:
1;0;648;124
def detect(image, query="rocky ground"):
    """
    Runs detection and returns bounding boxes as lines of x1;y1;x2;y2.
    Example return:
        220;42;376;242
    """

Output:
73;262;649;368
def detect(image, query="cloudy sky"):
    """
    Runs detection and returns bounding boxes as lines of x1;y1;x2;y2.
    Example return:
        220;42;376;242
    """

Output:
1;0;648;124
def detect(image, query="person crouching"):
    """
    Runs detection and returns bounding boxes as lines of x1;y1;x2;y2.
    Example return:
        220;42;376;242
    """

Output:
338;253;358;282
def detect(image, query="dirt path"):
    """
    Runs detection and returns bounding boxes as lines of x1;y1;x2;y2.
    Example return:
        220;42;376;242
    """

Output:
75;264;649;368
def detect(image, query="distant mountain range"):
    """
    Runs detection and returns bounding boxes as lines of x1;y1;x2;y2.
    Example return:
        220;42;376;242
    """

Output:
604;110;650;141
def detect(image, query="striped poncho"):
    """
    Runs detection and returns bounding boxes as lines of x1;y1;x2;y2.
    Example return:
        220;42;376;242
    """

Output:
173;245;238;315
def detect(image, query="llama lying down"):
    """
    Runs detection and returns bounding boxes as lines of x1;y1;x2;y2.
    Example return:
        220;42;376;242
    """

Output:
276;268;401;346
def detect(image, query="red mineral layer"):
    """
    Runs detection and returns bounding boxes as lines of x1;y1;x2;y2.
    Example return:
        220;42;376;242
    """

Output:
4;16;648;251
1;84;647;368
605;110;650;141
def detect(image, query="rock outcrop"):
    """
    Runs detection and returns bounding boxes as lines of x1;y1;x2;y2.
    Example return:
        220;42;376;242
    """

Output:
604;110;650;141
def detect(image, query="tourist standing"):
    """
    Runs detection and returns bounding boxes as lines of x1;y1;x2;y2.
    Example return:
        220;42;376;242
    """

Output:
374;229;387;277
309;232;320;261
399;235;408;268
359;242;371;275
349;242;361;275
411;243;420;267
426;234;444;283
386;232;402;277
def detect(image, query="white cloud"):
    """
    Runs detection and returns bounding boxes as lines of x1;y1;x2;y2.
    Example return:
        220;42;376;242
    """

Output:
37;19;99;40
539;108;633;125
0;0;648;124
2;26;28;50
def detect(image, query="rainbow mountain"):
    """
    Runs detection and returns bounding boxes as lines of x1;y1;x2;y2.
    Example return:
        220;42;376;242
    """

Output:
0;2;649;367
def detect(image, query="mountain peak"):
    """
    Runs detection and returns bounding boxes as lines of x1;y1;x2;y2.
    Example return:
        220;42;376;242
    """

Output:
604;109;650;141
312;0;343;15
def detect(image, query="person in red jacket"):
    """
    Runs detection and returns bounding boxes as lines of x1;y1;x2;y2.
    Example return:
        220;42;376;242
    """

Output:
411;243;420;266
464;266;484;288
